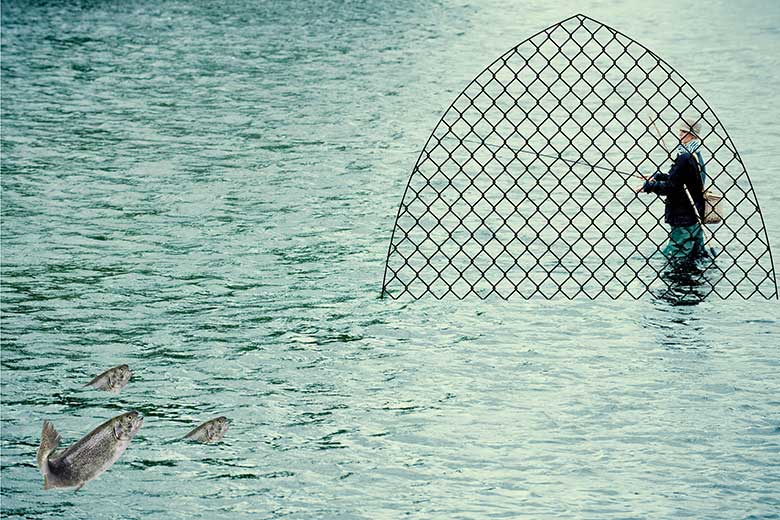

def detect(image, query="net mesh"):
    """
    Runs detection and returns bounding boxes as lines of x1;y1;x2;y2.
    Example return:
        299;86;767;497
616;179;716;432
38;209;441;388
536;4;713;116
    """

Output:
382;14;777;300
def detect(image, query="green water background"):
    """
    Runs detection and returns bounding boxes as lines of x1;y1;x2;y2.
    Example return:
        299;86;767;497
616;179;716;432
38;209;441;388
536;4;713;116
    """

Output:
2;1;779;518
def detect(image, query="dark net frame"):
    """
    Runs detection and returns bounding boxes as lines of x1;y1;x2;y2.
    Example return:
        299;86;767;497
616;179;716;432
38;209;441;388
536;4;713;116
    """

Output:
382;14;777;300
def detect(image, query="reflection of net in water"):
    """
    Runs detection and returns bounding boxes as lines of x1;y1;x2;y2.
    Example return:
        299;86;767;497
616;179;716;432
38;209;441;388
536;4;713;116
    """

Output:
382;14;777;299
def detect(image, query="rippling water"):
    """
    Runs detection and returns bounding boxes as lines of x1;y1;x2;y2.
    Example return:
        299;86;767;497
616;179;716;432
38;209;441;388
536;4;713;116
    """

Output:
2;1;779;518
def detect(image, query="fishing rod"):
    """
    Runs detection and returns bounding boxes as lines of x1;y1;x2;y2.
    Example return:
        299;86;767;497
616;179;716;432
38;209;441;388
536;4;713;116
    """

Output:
457;137;647;180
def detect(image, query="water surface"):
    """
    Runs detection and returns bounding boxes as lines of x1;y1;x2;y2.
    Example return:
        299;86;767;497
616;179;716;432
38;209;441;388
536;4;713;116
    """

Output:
2;1;779;518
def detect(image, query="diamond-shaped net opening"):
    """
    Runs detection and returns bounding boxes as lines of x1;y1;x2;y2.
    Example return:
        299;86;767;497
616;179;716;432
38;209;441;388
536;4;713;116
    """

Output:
382;14;777;300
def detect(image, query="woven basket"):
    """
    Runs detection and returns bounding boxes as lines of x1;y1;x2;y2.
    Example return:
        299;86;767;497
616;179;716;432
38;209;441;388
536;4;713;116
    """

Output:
703;190;724;224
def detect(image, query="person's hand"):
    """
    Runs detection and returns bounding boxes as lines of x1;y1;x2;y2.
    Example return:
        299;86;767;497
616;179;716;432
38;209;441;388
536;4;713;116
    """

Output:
635;184;646;193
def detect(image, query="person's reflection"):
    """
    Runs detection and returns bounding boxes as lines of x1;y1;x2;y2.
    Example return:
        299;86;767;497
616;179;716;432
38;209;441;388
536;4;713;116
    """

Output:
644;262;715;353
652;260;716;306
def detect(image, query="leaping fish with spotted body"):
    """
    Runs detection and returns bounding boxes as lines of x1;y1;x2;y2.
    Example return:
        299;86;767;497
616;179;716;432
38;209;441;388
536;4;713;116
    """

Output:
37;411;143;491
183;416;229;443
84;364;133;393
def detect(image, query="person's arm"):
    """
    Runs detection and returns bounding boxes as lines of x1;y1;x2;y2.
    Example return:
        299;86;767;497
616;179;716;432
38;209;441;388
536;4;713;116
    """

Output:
642;154;689;195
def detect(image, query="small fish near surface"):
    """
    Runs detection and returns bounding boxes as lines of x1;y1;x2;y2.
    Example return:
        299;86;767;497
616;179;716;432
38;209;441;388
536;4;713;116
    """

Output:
183;416;229;443
37;411;143;491
85;364;132;393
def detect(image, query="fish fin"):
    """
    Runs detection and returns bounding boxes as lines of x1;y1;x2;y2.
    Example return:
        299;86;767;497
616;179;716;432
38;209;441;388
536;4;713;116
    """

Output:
37;420;61;471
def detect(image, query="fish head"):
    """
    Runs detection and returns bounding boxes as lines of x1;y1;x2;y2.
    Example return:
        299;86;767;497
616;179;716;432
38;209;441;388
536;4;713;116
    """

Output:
116;365;133;384
209;417;229;440
112;411;144;441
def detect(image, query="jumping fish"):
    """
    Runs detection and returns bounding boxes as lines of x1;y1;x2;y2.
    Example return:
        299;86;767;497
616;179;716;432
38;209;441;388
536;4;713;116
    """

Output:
37;411;144;491
183;416;229;443
85;364;132;393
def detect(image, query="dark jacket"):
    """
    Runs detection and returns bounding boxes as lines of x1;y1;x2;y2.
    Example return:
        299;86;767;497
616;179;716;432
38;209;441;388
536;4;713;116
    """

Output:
643;152;704;227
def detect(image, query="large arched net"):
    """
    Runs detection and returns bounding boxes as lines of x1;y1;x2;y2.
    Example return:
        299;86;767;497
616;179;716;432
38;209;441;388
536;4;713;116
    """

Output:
382;14;777;300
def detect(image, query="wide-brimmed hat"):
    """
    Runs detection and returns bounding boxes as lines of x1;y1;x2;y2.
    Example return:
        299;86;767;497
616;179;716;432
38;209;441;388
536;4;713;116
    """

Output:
677;115;703;138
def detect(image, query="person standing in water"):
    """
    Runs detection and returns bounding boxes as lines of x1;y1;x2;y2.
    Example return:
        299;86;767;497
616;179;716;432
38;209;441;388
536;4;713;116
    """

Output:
638;116;707;264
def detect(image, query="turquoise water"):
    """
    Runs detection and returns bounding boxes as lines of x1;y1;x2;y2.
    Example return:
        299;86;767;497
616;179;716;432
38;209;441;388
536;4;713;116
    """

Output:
2;1;779;518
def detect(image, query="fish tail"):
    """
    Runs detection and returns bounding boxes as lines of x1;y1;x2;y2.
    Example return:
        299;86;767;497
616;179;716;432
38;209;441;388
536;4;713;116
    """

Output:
37;420;61;473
